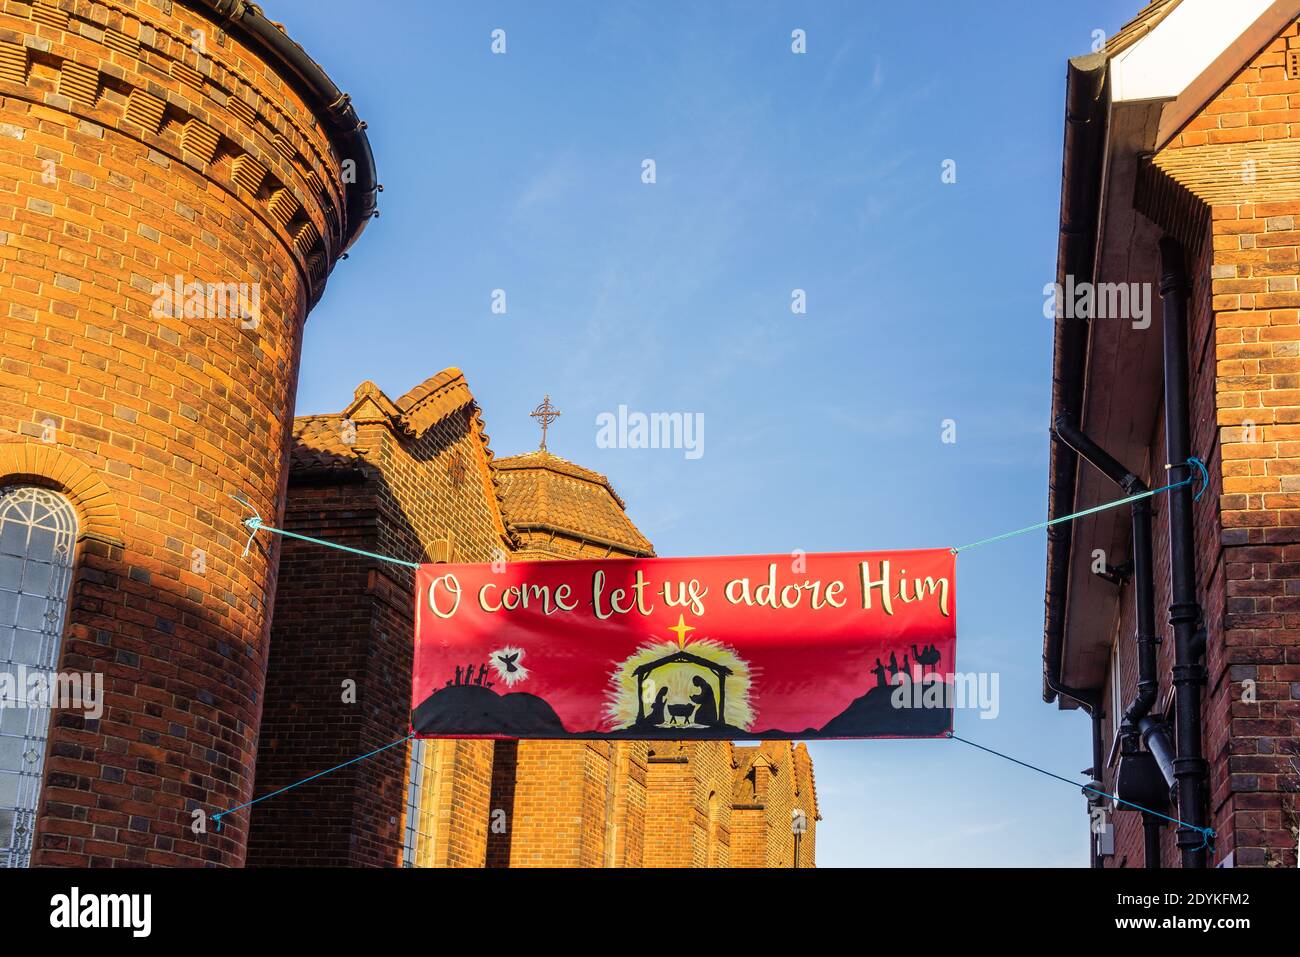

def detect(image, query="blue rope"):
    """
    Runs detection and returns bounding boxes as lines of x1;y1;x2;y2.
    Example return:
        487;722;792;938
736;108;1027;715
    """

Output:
212;732;415;832
230;457;1210;567
240;516;420;570
952;456;1208;554
947;732;1214;851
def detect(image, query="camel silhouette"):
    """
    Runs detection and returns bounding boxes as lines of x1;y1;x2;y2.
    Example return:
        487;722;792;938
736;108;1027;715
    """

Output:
911;643;941;676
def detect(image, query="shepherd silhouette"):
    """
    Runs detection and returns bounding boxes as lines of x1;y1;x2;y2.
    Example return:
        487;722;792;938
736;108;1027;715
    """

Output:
690;676;718;727
871;658;888;688
889;651;899;677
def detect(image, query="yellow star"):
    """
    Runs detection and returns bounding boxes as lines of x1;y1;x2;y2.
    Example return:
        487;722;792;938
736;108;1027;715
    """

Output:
668;614;696;648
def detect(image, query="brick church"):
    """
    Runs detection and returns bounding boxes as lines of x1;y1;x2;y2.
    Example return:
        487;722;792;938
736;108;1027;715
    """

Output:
247;371;820;867
1045;0;1300;868
0;0;817;867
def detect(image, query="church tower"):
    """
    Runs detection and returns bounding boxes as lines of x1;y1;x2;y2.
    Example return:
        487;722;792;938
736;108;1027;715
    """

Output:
0;0;375;866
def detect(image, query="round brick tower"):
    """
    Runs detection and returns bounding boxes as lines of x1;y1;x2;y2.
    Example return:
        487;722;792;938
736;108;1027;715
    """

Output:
0;0;375;866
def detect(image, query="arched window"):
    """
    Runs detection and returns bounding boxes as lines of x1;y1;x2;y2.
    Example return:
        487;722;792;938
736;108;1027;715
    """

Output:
706;789;721;867
0;486;78;868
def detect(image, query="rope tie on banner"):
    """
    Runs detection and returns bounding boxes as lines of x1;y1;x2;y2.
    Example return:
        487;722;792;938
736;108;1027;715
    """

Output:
951;456;1208;554
946;732;1215;852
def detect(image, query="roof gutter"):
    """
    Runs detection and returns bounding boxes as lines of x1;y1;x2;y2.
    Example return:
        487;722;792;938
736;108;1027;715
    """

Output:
1043;53;1108;708
189;0;378;251
508;521;655;558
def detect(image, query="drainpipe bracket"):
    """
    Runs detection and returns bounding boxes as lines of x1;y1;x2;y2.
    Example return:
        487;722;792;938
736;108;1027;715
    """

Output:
1171;662;1207;686
1174;756;1209;778
1168;601;1200;628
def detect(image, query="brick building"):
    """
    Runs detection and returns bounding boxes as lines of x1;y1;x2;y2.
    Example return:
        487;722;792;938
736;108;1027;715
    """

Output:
0;0;817;870
1046;0;1300;868
0;0;375;866
247;370;820;867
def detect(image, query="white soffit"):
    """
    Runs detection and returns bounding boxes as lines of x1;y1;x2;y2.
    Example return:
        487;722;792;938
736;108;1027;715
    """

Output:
1110;0;1275;103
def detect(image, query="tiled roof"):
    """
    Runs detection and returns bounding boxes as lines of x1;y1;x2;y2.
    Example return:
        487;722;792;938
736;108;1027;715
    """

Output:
395;367;477;433
289;413;364;475
793;742;820;820
492;449;654;556
288;371;513;547
290;372;655;558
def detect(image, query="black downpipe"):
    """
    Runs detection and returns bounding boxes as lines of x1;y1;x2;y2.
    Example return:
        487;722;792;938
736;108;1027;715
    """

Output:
1143;814;1163;867
1052;418;1165;741
1052;416;1175;868
1159;237;1210;868
1138;715;1177;788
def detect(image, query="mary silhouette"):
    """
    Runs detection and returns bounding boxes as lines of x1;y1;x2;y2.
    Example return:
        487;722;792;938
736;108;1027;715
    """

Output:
690;676;718;727
640;686;669;727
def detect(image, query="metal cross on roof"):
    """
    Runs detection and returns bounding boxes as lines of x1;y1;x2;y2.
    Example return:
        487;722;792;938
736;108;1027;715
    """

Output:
530;395;561;452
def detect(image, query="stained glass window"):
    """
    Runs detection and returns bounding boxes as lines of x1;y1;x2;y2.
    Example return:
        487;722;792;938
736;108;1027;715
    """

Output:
0;486;77;868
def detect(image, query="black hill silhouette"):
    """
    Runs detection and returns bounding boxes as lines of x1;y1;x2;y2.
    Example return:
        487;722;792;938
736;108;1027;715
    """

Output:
412;682;565;736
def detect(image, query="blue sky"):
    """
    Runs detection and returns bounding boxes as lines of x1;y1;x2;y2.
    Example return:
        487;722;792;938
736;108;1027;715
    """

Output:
272;0;1145;866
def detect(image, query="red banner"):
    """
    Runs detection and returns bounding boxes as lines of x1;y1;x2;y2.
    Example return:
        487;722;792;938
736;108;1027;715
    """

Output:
412;548;955;740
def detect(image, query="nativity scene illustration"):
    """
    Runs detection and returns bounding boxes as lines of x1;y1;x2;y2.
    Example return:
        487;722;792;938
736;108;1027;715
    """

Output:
410;613;951;739
607;615;753;734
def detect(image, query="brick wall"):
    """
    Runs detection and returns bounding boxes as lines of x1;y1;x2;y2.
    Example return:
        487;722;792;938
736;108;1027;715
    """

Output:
244;478;379;865
0;0;360;866
248;392;508;866
728;742;816;868
1099;19;1300;867
643;744;699;867
490;740;617;867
